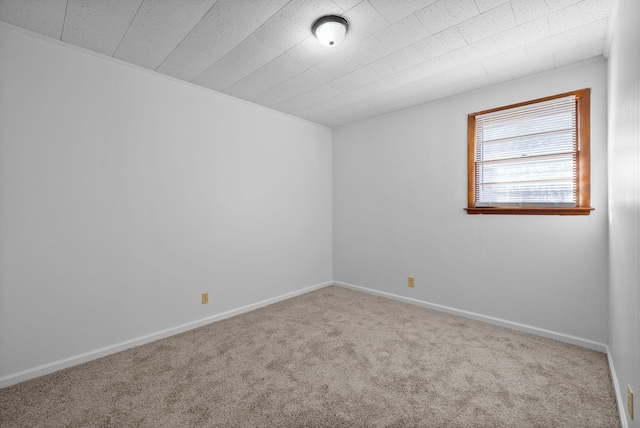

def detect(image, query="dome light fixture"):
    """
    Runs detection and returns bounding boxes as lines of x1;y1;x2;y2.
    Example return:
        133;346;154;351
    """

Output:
312;15;348;47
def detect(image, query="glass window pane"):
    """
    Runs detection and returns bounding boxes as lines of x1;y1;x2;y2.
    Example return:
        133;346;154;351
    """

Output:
474;95;577;206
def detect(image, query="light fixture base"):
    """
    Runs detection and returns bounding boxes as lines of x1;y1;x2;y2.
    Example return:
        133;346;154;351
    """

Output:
312;15;348;47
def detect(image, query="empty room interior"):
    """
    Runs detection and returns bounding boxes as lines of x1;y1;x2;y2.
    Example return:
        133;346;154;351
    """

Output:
0;0;638;426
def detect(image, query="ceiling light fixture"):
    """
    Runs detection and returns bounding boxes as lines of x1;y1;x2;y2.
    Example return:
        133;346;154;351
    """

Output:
312;15;348;47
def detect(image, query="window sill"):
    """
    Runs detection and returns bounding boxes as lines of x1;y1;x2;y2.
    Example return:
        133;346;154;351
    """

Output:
465;207;594;215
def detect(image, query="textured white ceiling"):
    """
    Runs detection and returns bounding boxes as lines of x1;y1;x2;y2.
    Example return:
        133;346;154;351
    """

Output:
0;0;614;128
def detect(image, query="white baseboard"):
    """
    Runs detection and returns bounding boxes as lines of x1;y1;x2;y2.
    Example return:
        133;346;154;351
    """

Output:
1;280;613;392
607;346;629;428
0;281;332;389
334;281;608;353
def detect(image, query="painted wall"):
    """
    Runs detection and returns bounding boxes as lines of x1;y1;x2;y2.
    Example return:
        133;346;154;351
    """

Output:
607;0;640;425
0;25;332;384
333;59;609;346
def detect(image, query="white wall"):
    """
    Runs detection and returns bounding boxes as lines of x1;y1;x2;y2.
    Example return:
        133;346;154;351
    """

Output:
0;16;623;399
333;59;609;347
607;0;640;426
0;25;332;385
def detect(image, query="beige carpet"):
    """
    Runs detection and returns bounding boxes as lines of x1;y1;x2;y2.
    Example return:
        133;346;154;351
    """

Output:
0;286;620;427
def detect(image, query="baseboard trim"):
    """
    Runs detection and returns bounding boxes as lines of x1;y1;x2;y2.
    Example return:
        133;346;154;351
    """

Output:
334;281;607;353
607;346;629;428
0;281;332;389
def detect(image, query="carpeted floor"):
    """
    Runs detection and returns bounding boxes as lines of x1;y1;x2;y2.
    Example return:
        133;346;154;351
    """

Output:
0;286;620;427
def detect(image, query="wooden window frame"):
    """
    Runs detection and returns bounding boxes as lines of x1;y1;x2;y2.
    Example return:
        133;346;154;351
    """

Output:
465;89;594;215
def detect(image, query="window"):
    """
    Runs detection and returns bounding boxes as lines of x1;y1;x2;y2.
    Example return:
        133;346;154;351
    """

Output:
466;89;593;215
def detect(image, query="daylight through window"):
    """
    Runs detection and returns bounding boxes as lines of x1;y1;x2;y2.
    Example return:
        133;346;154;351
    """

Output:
466;89;593;215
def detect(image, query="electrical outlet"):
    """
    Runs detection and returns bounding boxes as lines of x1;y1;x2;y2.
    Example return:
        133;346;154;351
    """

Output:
629;385;634;420
201;292;209;305
408;276;415;288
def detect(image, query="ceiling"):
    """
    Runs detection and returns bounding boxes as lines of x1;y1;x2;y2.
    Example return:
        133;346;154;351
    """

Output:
0;0;614;128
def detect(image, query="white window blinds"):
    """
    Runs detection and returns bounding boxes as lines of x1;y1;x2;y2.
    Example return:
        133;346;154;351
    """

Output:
474;95;577;207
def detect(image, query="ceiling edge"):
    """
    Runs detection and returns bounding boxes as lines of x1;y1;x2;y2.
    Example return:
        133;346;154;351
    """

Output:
0;21;332;131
